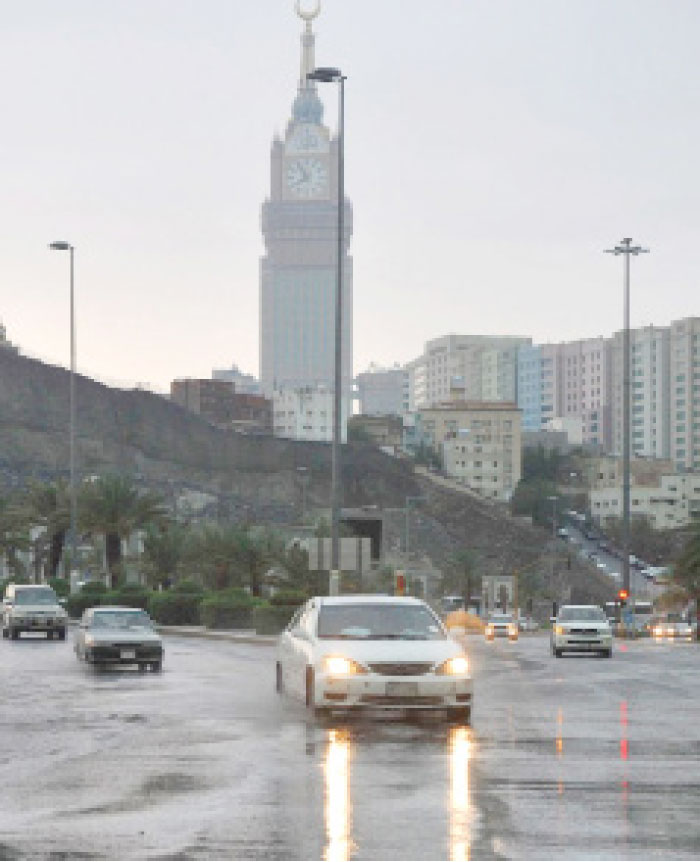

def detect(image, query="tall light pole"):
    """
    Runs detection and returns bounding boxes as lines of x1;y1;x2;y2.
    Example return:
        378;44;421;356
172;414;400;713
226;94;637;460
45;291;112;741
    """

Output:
48;241;77;580
307;66;346;580
548;494;558;581
604;238;649;599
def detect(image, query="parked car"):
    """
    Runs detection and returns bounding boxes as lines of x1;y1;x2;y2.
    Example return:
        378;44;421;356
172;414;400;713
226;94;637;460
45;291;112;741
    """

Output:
484;612;519;641
550;605;613;658
2;583;68;640
276;595;473;722
652;617;693;640
74;606;163;671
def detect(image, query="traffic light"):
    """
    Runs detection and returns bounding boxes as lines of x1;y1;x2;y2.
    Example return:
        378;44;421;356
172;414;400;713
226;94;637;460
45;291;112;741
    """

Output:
617;588;629;608
394;570;406;596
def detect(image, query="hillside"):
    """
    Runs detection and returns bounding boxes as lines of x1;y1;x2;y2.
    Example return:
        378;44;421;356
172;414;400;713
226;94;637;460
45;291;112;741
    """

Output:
0;349;613;606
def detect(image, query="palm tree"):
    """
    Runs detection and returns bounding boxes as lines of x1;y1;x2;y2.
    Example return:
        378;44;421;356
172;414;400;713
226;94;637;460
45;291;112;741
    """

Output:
80;475;168;588
21;480;71;580
674;522;700;637
0;493;30;579
141;523;189;588
187;524;246;591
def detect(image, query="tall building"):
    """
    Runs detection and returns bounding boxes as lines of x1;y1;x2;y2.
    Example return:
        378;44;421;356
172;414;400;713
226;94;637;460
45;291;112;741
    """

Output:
212;364;261;395
610;325;671;459
516;344;543;431
409;333;531;409
259;5;352;407
670;316;700;472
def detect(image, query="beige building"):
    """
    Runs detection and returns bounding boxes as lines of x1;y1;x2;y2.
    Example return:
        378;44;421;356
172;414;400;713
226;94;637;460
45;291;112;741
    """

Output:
420;401;522;501
670;317;700;472
584;454;675;491
591;472;700;530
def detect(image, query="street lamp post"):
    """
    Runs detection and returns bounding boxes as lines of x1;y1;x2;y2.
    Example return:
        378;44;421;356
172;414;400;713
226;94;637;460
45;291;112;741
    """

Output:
48;241;77;583
307;66;346;583
548;494;558;579
605;238;649;599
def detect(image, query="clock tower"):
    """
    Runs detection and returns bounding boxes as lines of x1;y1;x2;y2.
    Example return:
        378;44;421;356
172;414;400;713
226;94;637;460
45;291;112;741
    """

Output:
259;2;352;403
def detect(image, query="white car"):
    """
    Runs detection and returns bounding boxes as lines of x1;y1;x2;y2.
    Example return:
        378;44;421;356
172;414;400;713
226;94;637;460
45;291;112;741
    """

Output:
551;605;613;658
276;595;473;722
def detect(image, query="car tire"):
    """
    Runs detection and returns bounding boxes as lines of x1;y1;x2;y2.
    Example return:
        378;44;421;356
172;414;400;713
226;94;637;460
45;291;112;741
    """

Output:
449;706;471;725
275;662;284;694
553;648;563;658
47;631;54;640
2;627;8;639
138;663;148;673
10;628;19;640
57;629;66;641
151;661;162;673
601;649;612;659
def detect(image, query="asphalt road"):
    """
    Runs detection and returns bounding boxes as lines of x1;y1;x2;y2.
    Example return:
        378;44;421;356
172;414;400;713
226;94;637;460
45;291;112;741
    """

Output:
1;631;698;860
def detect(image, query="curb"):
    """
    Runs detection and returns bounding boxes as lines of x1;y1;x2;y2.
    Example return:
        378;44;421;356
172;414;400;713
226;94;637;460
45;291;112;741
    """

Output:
155;625;277;646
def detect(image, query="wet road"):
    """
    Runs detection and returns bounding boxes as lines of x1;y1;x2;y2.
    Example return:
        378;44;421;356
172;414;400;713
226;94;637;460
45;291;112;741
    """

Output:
1;631;698;860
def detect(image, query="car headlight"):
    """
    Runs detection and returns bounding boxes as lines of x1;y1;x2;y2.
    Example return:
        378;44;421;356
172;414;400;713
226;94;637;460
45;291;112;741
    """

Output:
508;624;518;635
322;655;367;676
554;625;567;636
435;655;469;676
653;626;664;637
485;625;494;635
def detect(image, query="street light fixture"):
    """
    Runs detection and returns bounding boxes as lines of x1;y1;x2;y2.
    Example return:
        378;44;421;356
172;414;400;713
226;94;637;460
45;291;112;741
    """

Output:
604;238;649;600
48;240;77;583
307;65;346;583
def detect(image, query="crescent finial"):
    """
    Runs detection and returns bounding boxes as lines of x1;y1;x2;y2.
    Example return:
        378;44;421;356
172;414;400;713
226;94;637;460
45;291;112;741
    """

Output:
295;0;321;23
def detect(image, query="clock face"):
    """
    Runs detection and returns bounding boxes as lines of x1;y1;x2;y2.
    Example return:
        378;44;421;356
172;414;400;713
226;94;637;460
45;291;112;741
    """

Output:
286;157;329;199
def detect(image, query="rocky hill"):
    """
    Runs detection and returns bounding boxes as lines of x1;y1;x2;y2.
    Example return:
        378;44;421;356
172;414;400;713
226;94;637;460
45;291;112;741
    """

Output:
0;349;613;606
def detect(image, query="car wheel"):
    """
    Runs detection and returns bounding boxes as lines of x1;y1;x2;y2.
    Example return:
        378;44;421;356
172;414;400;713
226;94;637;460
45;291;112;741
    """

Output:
57;629;66;641
601;649;612;658
151;661;162;673
10;628;19;640
138;663;148;673
449;706;471;725
2;627;8;639
554;648;563;658
275;662;284;694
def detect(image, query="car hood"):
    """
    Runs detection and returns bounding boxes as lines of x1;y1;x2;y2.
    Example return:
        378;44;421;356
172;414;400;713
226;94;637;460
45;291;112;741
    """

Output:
559;621;608;629
12;604;64;614
88;628;162;644
312;637;464;666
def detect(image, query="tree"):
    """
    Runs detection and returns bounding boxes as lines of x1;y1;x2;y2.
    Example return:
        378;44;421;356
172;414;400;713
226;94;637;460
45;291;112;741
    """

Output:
673;521;700;635
141;523;189;588
80;475;168;588
441;549;480;609
0;494;30;578
21;480;71;580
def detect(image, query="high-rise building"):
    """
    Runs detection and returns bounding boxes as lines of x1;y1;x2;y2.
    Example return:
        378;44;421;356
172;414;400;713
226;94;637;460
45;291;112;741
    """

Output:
259;5;352;408
669;316;700;472
356;365;406;416
610;325;671;459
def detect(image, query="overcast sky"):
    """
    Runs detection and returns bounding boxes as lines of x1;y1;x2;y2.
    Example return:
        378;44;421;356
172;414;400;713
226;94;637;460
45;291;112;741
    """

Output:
2;0;699;391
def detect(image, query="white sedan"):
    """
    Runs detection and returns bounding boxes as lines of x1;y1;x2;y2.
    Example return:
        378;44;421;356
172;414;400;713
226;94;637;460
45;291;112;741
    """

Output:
276;595;473;722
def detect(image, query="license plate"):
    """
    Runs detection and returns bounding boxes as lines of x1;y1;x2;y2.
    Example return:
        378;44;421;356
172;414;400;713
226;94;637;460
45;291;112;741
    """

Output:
120;649;136;660
386;681;419;697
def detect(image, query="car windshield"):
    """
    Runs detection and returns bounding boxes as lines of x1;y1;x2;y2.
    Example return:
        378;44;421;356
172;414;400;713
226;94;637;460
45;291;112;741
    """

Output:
14;588;59;606
559;606;606;622
91;610;153;630
490;614;513;623
317;603;446;640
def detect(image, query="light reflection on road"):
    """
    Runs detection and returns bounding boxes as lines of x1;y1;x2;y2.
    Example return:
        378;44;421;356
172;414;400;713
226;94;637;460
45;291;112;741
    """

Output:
323;728;352;862
448;725;473;862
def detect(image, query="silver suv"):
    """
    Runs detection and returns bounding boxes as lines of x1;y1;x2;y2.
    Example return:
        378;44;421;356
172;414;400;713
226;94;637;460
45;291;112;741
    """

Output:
2;584;68;640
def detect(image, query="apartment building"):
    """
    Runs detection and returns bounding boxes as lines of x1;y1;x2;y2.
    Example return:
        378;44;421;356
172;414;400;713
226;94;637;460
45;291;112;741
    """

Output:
419;401;522;501
610;325;671;460
408;333;531;409
272;386;348;443
591;472;700;530
517;344;543;431
356;365;406;416
670;317;700;472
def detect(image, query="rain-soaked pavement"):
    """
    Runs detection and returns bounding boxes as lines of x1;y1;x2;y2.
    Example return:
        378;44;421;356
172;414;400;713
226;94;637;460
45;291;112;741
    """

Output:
1;630;699;860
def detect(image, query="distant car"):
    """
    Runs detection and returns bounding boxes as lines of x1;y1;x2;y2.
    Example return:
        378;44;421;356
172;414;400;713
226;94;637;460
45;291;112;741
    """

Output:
595;561;607;570
652;619;693;640
484;613;519;641
556;527;569;539
551;605;613;658
276;595;473;722
518;617;540;632
2;583;68;640
74;606;163;671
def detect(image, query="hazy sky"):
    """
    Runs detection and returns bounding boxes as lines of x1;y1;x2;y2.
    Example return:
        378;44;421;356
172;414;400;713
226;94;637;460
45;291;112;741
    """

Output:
2;0;699;391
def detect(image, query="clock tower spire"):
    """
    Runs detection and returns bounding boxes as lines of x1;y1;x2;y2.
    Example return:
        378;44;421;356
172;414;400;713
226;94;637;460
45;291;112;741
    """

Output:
295;0;321;90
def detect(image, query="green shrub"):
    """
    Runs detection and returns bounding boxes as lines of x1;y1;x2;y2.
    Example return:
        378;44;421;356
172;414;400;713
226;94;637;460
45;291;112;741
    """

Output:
105;588;150;610
252;604;297;635
149;591;202;625
269;589;307;607
65;592;102;619
81;581;108;595
200;591;255;629
47;577;70;598
118;582;147;593
173;577;205;594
